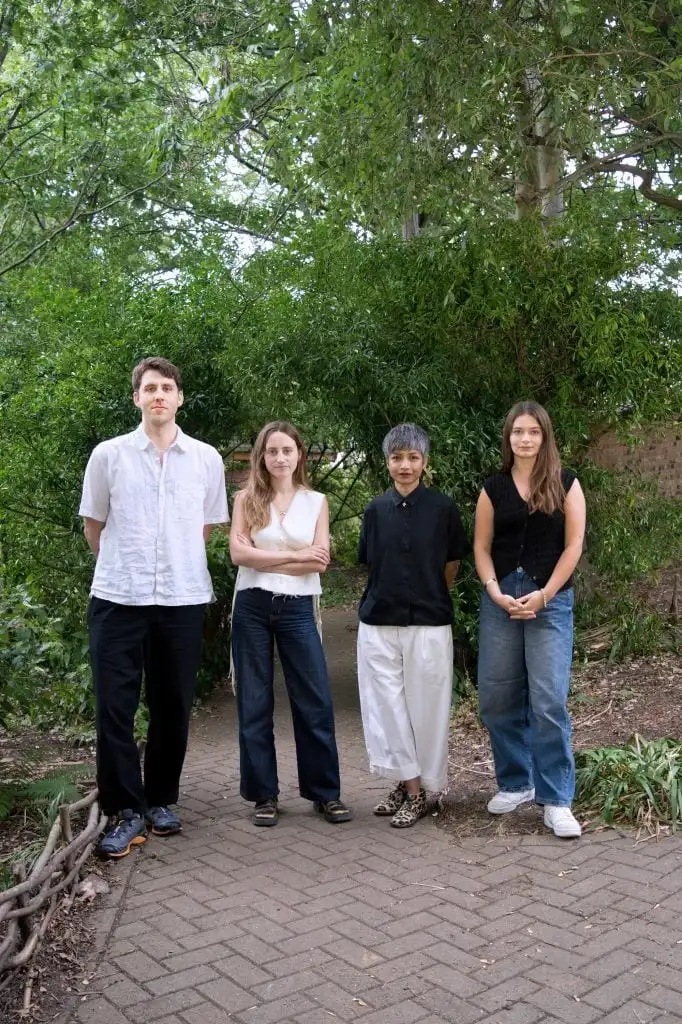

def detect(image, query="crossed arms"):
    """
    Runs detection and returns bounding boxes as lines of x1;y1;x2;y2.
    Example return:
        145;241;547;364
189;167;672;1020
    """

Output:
228;492;331;576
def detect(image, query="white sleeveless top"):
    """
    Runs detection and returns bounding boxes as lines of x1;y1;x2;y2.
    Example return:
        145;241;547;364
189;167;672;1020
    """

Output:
235;489;325;597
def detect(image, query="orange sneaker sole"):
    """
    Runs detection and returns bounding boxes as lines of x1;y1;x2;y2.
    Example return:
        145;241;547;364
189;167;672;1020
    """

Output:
100;833;147;859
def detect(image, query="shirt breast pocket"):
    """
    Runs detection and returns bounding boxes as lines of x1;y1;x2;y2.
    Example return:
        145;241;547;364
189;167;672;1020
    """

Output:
171;479;204;521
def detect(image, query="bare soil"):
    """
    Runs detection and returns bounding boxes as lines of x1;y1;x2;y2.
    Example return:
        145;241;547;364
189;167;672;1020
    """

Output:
0;893;105;1024
440;652;682;839
0;733;98;1022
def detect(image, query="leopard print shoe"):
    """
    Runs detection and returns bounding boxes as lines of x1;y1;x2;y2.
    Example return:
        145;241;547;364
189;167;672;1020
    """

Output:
373;782;407;817
390;788;428;828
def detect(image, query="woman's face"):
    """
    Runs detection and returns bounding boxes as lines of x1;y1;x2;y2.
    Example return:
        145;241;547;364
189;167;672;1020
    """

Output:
263;430;300;480
509;414;543;460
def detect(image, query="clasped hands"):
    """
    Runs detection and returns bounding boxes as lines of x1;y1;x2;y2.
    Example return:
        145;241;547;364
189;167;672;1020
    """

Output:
493;590;545;619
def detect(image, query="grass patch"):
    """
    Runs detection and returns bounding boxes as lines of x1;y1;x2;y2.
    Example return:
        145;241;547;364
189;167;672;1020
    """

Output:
575;595;679;662
320;564;366;609
575;734;682;834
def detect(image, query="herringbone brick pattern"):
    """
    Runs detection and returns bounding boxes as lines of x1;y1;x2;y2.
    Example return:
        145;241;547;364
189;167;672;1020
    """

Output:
75;613;682;1023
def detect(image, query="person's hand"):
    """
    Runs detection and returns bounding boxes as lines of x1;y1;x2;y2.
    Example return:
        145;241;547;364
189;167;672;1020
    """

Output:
308;545;331;566
308;557;330;573
236;532;255;549
492;592;520;615
508;590;545;619
292;545;330;566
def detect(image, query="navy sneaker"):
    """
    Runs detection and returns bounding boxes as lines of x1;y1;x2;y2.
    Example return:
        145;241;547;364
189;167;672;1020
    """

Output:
97;811;147;859
145;806;182;836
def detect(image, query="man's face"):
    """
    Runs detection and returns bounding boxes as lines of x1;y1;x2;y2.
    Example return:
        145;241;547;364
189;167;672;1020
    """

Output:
387;448;426;489
133;369;183;426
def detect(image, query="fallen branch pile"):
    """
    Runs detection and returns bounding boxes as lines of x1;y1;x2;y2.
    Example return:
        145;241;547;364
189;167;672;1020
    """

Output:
0;790;106;975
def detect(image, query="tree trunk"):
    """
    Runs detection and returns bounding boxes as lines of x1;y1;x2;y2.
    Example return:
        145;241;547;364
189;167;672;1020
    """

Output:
402;211;421;239
515;68;564;220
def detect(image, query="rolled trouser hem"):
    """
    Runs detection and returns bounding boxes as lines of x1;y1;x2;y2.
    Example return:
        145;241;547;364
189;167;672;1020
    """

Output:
370;761;420;782
370;763;446;793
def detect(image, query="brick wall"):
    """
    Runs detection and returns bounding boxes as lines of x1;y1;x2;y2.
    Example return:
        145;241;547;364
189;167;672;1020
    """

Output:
590;422;682;499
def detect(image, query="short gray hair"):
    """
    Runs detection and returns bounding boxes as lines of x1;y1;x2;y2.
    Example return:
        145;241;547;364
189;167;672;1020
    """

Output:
382;423;430;458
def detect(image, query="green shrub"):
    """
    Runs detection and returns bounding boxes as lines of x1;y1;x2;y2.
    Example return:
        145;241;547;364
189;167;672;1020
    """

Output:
0;582;92;729
198;529;237;694
581;465;682;587
575;596;679;663
575;735;682;832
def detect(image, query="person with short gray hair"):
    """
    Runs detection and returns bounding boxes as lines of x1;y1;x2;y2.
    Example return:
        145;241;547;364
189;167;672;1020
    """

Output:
382;423;430;459
357;424;469;828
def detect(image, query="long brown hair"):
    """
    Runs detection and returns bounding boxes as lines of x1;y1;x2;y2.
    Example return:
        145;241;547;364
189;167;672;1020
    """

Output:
241;421;311;532
501;401;565;515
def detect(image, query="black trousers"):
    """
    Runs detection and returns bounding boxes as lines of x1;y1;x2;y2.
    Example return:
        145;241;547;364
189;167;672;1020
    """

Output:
88;598;206;815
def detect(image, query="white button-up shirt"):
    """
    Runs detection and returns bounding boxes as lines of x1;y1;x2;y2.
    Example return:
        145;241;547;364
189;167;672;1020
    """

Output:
79;425;229;606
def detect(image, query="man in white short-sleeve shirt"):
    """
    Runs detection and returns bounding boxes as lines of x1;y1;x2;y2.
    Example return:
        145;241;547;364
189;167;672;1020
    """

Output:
79;357;228;858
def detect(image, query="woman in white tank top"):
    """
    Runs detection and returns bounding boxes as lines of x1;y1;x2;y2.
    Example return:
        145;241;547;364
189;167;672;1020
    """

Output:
229;421;352;827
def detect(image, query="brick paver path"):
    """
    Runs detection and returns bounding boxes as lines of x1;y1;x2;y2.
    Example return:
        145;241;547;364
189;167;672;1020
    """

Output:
76;612;682;1024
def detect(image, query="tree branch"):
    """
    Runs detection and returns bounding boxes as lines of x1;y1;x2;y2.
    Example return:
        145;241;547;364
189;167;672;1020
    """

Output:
602;163;682;211
0;173;167;278
560;134;682;191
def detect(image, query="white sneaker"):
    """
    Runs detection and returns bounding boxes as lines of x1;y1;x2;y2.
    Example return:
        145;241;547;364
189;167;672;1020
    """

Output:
487;788;535;814
544;805;581;838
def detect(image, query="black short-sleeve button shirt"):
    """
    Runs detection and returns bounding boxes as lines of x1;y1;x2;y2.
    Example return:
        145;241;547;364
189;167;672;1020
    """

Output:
358;482;470;626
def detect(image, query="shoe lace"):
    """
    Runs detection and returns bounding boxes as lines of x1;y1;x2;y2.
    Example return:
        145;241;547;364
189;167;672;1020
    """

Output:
108;816;137;838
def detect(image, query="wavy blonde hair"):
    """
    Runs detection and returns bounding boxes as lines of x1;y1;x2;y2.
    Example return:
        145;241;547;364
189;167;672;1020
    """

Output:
241;421;311;532
502;401;565;515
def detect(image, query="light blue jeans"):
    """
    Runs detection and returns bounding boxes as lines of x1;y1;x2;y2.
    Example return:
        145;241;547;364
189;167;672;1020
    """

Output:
477;569;575;807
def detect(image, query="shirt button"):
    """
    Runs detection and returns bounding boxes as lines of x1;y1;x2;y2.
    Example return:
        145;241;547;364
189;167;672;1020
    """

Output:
402;502;407;508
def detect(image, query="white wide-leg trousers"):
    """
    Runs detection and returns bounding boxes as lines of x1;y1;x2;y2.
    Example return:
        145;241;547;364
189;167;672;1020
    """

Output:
357;622;453;793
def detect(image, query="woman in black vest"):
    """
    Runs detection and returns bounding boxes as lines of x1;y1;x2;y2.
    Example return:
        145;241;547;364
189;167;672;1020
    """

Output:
474;401;586;838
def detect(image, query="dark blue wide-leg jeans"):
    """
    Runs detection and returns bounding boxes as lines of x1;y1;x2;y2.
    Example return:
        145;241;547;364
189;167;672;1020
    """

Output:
231;587;341;804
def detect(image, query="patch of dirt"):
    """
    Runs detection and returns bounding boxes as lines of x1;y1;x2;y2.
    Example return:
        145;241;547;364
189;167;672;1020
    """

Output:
0;879;113;1024
0;732;98;1021
637;563;680;618
440;652;682;840
320;563;367;611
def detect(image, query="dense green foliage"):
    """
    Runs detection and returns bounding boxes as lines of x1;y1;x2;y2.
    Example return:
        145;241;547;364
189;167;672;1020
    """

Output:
0;0;680;732
576;736;682;832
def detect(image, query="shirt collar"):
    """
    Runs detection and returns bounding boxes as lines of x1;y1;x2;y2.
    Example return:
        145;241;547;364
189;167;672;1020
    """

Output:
132;423;189;452
390;481;425;506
